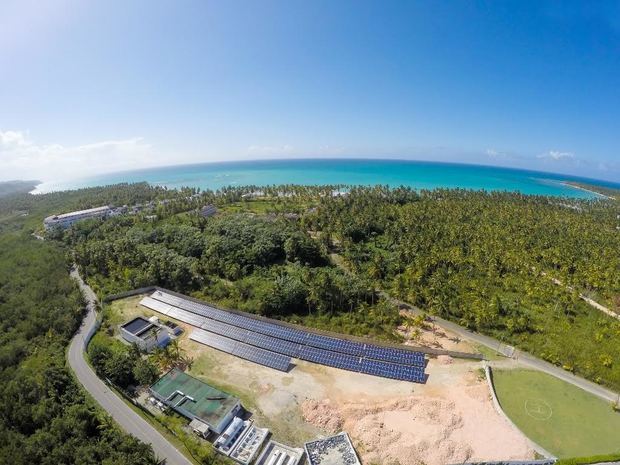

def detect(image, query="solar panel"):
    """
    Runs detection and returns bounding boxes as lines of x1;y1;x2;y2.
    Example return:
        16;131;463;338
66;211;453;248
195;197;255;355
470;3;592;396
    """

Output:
363;345;426;367
153;291;426;383
190;329;291;372
139;296;173;315
304;333;366;356
233;343;291;372
359;358;425;382
200;319;249;342
190;329;237;353
245;332;301;358
166;307;207;327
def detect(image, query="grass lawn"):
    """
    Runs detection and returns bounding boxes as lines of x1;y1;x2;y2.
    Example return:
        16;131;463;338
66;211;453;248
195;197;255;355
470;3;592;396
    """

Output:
492;369;620;458
105;295;151;327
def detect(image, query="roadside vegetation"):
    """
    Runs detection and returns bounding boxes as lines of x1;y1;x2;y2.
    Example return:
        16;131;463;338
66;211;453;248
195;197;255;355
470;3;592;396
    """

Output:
0;228;158;463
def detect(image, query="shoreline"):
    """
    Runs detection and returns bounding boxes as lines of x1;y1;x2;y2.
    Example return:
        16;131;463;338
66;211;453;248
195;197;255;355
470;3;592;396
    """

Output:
560;181;613;200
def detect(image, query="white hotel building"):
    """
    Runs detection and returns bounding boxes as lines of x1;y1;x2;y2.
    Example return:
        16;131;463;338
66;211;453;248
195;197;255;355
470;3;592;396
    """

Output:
43;206;111;230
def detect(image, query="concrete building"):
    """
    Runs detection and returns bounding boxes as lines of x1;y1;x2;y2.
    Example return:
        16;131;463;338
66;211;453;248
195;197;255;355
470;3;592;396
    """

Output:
43;206;111;230
150;368;241;435
256;441;304;465
215;417;250;454
228;423;269;465
119;317;170;352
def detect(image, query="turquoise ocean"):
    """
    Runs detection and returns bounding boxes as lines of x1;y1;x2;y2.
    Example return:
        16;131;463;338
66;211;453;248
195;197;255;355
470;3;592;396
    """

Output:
33;159;620;199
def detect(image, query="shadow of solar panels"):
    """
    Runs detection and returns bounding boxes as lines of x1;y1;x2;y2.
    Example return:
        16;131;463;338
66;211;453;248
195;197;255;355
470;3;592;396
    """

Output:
151;291;427;382
190;329;291;372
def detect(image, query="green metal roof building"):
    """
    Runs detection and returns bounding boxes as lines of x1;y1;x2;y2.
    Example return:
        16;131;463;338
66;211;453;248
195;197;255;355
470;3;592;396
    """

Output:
150;368;241;434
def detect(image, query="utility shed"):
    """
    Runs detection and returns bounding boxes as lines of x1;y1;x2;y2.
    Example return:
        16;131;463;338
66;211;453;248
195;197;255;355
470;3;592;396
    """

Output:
150;368;241;434
120;316;170;352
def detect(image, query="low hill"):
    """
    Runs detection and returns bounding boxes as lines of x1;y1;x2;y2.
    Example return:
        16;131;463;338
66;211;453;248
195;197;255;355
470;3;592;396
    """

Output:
0;180;40;197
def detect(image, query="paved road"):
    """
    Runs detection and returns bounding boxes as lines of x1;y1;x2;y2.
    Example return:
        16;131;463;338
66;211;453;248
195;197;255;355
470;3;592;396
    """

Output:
388;294;620;403
68;267;193;465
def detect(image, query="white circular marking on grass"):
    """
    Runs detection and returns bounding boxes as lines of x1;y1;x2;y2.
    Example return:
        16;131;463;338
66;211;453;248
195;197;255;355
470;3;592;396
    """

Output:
525;399;553;420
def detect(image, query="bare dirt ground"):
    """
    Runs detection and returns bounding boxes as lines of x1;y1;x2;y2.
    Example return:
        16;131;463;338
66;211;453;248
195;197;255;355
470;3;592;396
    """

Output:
109;296;534;464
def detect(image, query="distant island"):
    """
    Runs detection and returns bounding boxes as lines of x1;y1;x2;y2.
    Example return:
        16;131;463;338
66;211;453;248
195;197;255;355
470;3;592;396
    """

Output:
0;179;40;198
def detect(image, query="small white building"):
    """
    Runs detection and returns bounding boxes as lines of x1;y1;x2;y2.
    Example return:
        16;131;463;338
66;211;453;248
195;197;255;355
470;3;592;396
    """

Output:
119;317;170;352
229;423;269;465
43;205;111;230
256;441;304;465
215;417;250;454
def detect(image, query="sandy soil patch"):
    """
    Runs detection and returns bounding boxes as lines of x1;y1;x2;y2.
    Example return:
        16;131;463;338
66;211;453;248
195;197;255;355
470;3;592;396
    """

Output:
186;340;533;464
302;368;533;465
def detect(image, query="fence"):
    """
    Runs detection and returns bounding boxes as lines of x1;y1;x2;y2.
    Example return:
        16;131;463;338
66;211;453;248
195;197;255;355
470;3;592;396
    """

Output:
83;316;102;350
103;286;157;303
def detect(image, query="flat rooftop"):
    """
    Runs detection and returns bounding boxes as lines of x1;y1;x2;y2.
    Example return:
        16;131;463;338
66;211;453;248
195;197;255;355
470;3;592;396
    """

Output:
46;205;110;221
305;433;360;465
121;317;154;336
229;424;269;465
150;368;238;428
256;440;304;465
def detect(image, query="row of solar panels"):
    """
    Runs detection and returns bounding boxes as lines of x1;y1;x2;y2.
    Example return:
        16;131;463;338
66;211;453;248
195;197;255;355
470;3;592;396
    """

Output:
190;328;426;383
148;291;425;366
141;295;426;383
190;329;291;372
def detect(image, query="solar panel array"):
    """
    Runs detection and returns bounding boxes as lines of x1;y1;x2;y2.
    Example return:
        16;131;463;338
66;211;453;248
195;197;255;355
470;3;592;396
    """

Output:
190;329;291;372
143;291;426;383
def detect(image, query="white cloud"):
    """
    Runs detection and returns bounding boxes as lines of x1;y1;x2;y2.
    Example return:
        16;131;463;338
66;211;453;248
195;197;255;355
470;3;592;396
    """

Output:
0;130;168;182
538;150;575;160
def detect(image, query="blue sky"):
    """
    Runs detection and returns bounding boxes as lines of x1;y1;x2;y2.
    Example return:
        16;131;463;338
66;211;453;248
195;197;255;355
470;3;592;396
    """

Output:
1;0;619;182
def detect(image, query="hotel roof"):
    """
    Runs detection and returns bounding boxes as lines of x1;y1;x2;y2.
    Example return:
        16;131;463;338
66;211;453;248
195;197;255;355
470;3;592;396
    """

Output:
45;205;110;221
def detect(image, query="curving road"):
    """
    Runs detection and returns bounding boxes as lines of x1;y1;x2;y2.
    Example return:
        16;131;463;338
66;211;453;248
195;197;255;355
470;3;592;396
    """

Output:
68;267;193;465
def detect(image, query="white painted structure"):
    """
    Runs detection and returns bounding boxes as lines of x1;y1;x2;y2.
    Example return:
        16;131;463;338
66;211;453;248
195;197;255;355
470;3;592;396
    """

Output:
44;206;111;230
215;417;250;454
256;441;304;465
229;423;269;465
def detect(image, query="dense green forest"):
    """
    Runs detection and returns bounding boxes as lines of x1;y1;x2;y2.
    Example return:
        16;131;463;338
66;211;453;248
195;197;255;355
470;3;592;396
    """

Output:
0;229;158;464
50;183;620;390
2;181;619;400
